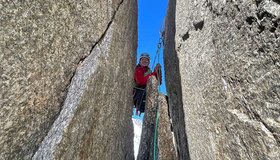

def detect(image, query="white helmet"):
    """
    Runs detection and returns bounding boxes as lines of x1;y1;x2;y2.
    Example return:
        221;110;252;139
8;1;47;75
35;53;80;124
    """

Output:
140;52;150;61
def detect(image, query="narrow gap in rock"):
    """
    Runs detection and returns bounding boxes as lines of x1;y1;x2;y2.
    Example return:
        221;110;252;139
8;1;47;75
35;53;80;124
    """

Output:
132;1;169;159
165;95;173;132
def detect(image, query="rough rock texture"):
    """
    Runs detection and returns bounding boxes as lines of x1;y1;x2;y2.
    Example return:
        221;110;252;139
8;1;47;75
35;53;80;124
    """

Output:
165;0;280;159
164;0;190;159
158;94;177;160
1;0;137;159
137;77;158;160
137;78;176;160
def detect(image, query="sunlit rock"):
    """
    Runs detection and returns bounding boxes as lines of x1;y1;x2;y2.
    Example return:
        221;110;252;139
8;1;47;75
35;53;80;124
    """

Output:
164;0;280;159
137;77;158;160
1;0;137;159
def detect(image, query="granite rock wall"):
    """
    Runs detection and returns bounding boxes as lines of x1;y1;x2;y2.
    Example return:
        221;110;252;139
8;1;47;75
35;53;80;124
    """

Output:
158;94;177;160
164;0;280;159
164;0;190;159
137;77;177;160
1;0;137;159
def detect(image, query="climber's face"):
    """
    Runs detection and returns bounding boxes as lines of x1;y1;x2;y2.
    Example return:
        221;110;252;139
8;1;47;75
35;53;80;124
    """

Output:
140;57;150;67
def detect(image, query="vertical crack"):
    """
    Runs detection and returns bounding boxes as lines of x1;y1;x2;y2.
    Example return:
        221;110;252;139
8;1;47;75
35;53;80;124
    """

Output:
34;0;126;157
64;0;125;104
88;0;125;54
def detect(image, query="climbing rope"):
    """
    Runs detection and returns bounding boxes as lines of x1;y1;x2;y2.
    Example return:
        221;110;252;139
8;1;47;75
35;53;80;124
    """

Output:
153;27;164;160
152;28;164;70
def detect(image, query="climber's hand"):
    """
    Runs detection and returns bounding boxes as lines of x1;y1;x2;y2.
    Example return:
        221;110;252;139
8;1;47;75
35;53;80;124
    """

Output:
154;63;162;84
154;63;161;73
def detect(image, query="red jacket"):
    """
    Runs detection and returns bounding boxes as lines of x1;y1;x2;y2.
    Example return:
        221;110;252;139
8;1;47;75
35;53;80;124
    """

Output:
134;65;157;88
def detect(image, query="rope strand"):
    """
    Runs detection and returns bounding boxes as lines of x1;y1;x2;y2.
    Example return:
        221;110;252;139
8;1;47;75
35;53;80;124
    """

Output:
153;28;164;160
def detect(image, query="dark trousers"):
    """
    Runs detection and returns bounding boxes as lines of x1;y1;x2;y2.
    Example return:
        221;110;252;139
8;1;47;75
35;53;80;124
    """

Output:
133;88;146;114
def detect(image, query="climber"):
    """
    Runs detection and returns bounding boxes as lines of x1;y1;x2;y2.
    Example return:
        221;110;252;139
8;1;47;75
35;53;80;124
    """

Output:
133;52;162;115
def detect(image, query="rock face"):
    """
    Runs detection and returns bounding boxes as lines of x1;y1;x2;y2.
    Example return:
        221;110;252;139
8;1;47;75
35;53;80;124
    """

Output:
137;77;158;160
164;0;190;159
1;0;137;159
137;77;176;160
164;0;280;159
158;94;177;160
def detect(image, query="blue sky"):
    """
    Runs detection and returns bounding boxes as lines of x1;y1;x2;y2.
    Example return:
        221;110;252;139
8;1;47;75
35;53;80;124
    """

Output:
133;0;168;120
137;0;168;94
